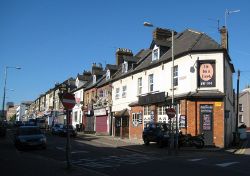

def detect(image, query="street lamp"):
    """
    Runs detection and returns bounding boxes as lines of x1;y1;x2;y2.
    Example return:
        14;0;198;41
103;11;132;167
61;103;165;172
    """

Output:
225;9;240;28
143;22;177;152
1;66;21;120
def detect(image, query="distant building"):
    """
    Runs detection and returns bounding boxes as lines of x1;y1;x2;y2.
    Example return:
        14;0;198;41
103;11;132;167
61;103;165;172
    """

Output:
6;105;18;121
16;101;32;121
238;88;250;128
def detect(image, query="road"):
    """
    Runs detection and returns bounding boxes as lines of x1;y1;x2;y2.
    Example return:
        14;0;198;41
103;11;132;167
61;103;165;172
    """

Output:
1;129;249;176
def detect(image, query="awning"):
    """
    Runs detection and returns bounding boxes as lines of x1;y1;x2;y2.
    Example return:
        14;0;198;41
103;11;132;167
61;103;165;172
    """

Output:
114;109;129;118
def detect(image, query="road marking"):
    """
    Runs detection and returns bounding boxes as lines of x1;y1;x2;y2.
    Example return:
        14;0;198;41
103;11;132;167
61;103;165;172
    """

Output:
56;147;89;154
216;162;239;167
187;158;206;162
235;140;248;155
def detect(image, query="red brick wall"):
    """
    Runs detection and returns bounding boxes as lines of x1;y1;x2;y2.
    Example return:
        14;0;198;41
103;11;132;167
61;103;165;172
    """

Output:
130;106;144;140
181;100;224;148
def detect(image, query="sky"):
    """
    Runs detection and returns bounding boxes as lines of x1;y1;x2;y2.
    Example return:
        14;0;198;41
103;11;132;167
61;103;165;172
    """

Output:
1;0;250;108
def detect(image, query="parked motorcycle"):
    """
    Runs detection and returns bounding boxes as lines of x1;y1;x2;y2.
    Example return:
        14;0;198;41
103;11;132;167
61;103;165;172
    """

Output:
178;132;205;149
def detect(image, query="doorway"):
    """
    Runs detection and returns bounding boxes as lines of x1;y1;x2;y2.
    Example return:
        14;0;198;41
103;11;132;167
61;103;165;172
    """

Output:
200;104;214;146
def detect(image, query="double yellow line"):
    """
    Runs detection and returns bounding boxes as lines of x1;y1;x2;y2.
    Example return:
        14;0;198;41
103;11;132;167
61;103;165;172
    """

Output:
235;140;248;155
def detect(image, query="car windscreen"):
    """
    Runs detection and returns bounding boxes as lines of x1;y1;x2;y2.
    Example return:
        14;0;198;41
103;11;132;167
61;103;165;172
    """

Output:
18;127;42;135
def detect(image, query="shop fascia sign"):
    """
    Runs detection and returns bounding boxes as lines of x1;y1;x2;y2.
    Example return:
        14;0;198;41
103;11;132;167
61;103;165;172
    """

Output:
94;108;107;116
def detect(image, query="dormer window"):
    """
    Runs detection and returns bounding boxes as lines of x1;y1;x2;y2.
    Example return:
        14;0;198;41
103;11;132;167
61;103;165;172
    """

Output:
93;75;96;84
152;45;159;61
122;61;128;73
106;70;110;80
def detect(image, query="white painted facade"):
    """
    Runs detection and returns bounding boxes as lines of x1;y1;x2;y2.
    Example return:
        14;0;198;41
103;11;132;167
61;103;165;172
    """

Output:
112;51;233;118
72;88;84;128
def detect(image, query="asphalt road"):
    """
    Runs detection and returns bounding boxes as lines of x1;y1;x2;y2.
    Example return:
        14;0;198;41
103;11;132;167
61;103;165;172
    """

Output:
1;129;250;176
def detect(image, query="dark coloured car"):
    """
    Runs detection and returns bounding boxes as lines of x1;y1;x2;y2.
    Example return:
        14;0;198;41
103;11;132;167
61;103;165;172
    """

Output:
52;124;77;137
14;126;47;150
0;121;7;137
51;124;63;135
142;122;170;147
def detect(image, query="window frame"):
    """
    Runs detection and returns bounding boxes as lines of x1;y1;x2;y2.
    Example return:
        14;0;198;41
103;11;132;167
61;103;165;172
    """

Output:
138;77;142;95
148;74;154;92
173;65;178;86
122;85;127;98
115;88;120;99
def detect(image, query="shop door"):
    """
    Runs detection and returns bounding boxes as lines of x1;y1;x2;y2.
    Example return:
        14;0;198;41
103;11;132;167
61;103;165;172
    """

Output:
115;117;121;137
200;105;213;146
96;116;108;133
85;116;94;132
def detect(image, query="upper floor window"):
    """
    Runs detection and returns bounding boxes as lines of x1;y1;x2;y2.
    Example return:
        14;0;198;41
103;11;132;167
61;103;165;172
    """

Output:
148;74;154;92
152;45;159;61
239;114;244;123
173;65;178;86
122;62;128;73
239;104;243;112
106;70;110;80
122;85;127;98
93;75;96;84
115;88;120;99
138;77;142;95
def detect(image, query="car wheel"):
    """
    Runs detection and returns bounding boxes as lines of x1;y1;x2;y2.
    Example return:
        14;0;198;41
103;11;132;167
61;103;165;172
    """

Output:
143;137;150;145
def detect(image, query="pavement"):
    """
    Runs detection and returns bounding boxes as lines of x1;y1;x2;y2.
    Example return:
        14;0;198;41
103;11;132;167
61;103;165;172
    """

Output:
76;132;247;155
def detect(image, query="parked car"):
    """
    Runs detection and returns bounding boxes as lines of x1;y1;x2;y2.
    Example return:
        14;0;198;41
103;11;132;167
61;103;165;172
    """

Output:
0;121;7;137
52;124;77;137
142;122;170;147
14;126;47;150
51;124;64;135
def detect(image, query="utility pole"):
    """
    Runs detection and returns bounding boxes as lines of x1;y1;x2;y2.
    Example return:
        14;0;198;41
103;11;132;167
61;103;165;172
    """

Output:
235;70;240;139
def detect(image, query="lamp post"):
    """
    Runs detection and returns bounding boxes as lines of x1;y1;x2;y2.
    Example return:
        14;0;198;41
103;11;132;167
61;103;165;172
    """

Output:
1;66;21;120
143;22;178;152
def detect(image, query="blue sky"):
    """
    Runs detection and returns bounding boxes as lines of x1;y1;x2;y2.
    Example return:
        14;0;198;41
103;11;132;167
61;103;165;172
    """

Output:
1;0;250;107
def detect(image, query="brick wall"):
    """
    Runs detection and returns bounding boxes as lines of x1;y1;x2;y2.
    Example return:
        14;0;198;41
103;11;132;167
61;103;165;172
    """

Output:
130;106;144;140
180;99;224;148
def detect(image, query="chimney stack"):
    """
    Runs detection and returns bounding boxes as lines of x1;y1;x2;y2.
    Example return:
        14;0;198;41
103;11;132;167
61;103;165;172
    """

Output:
91;63;103;75
219;26;228;50
115;48;133;66
153;28;173;41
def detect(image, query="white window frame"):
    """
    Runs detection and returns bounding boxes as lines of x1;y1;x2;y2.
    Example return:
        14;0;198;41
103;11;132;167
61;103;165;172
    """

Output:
93;75;96;84
138;77;142;95
239;114;244;123
106;70;110;80
122;85;127;98
173;65;178;86
122;62;128;73
148;74;154;92
152;45;159;61
157;106;168;123
239;104;243;112
115;88;120;99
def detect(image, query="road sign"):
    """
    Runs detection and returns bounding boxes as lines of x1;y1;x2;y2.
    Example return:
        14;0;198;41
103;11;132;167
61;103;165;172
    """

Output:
61;93;76;110
165;108;176;118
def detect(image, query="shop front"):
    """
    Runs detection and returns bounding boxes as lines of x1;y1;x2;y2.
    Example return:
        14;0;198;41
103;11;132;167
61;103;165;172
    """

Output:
94;108;108;135
113;109;129;138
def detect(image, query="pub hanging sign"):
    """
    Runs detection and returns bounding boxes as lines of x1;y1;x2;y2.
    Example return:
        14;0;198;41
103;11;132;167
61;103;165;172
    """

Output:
198;60;216;87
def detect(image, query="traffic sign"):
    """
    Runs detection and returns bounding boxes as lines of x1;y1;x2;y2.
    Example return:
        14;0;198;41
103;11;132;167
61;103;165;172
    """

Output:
165;108;176;118
61;93;76;110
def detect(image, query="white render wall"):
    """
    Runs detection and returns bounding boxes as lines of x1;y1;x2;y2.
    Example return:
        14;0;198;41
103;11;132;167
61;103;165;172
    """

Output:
112;52;226;112
72;88;84;127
